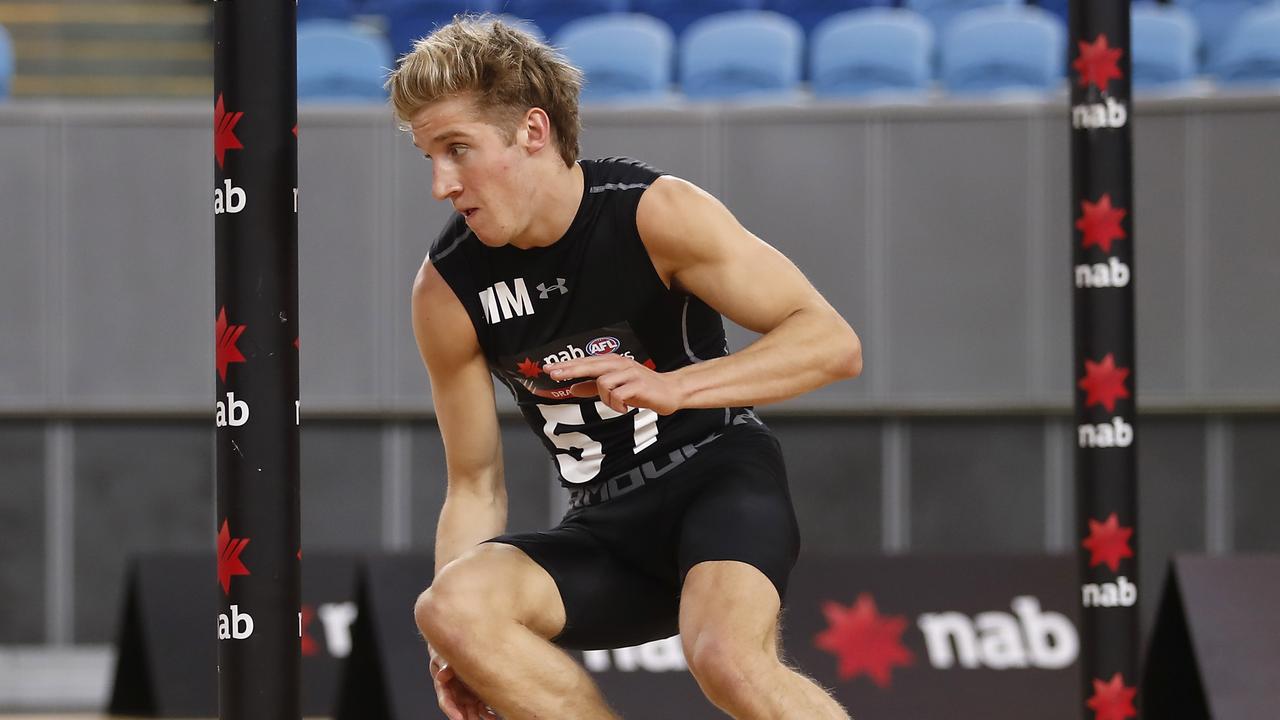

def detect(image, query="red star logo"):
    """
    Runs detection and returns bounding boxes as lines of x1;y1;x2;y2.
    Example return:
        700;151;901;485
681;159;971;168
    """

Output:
1086;673;1138;720
216;307;247;383
216;519;251;595
1076;195;1127;253
1082;514;1134;572
517;357;542;378
1078;354;1131;413
1073;35;1124;91
301;604;319;656
814;593;914;688
643;359;656;370
214;94;244;170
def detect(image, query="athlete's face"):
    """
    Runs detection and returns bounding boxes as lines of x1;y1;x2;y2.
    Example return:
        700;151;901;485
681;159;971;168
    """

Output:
410;95;534;247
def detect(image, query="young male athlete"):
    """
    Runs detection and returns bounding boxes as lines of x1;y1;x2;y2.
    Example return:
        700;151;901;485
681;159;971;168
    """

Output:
389;16;862;720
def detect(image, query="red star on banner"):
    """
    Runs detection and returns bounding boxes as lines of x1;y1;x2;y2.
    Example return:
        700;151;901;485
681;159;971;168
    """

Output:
1086;673;1138;720
1078;354;1131;413
517;357;542;378
301;605;319;656
215;307;247;383
643;359;656;370
1073;35;1124;91
814;593;914;688
214;94;244;170
217;519;251;595
1076;195;1127;253
1082;513;1134;572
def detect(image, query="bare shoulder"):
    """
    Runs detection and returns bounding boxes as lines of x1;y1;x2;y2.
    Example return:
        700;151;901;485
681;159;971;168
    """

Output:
411;257;481;368
636;175;746;286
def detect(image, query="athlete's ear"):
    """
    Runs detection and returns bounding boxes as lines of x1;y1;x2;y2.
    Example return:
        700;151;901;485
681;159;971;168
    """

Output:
521;107;552;155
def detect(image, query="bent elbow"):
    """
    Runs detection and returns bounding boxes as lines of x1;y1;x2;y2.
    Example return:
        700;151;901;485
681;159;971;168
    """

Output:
835;327;863;380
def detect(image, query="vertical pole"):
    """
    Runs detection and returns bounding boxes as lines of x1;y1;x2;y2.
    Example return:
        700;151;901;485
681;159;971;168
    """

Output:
1069;0;1139;717
213;1;301;718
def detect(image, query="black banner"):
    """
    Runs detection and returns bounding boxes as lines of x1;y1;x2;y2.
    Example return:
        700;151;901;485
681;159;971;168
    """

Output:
582;554;1083;719
213;0;301;718
108;553;361;717
1143;556;1280;720
336;554;1082;719
1070;0;1139;716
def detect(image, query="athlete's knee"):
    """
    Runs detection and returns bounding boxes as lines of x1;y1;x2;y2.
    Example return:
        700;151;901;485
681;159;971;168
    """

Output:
684;631;776;708
414;552;505;651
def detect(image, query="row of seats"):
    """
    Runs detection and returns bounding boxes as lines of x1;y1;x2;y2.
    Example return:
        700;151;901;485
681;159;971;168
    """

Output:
297;4;1280;101
299;0;1280;66
0;23;11;98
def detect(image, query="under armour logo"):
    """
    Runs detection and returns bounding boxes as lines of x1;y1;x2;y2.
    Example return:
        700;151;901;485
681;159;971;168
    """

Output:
536;278;569;299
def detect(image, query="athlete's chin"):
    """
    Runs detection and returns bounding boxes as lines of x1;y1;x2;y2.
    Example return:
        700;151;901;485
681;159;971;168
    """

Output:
471;229;510;248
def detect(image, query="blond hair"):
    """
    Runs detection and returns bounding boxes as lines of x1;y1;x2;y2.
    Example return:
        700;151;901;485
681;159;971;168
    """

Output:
386;15;583;167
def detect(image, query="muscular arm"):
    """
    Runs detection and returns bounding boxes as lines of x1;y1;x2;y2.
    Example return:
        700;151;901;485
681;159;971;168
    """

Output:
639;175;862;409
412;260;507;573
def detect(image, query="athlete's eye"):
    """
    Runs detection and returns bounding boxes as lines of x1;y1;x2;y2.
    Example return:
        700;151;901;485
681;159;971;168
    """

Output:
449;145;468;157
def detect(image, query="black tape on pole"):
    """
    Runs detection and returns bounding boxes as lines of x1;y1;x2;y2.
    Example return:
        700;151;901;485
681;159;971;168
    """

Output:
1069;0;1139;717
213;1;301;719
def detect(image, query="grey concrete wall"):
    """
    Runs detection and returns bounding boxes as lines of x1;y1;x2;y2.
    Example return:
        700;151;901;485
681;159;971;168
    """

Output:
2;96;1279;414
1;96;1278;648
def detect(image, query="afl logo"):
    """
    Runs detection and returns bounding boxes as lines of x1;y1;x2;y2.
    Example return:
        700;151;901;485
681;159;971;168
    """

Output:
586;337;620;355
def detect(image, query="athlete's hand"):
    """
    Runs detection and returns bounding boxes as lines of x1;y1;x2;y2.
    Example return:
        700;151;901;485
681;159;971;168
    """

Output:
430;647;499;720
546;355;684;415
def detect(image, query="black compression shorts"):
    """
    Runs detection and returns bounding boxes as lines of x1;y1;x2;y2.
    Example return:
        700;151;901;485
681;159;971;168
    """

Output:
487;422;800;651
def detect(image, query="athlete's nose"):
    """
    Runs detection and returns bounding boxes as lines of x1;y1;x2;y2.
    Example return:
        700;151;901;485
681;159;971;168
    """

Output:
431;165;462;201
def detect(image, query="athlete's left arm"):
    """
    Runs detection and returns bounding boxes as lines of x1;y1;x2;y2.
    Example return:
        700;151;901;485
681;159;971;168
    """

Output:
548;175;861;413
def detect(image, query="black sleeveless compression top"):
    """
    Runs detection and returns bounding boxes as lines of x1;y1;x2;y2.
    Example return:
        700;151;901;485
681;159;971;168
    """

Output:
429;157;751;487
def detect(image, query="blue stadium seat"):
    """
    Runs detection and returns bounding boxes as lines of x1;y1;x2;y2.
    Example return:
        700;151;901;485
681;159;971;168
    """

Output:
0;23;12;99
940;6;1065;94
1031;0;1068;26
810;9;934;97
381;1;495;59
904;0;1018;35
764;0;893;33
502;0;627;40
554;14;675;102
632;0;762;36
298;0;358;22
297;20;393;101
1132;3;1200;89
679;10;804;99
1214;2;1280;85
1173;0;1272;66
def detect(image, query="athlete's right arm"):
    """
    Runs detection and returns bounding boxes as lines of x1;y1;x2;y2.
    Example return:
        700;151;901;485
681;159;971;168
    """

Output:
412;259;508;575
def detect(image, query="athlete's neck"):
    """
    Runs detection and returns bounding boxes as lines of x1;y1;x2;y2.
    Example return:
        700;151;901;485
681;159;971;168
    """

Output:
508;160;583;250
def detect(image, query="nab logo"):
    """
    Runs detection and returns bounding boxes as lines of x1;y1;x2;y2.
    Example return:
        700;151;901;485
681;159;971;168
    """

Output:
1078;417;1134;448
479;279;534;325
917;596;1078;670
1082;576;1138;608
217;605;255;640
1072;97;1127;130
582;637;688;673
1071;35;1127;130
1074;257;1131;288
215;391;250;427
587;336;620;355
214;178;246;215
300;601;359;658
